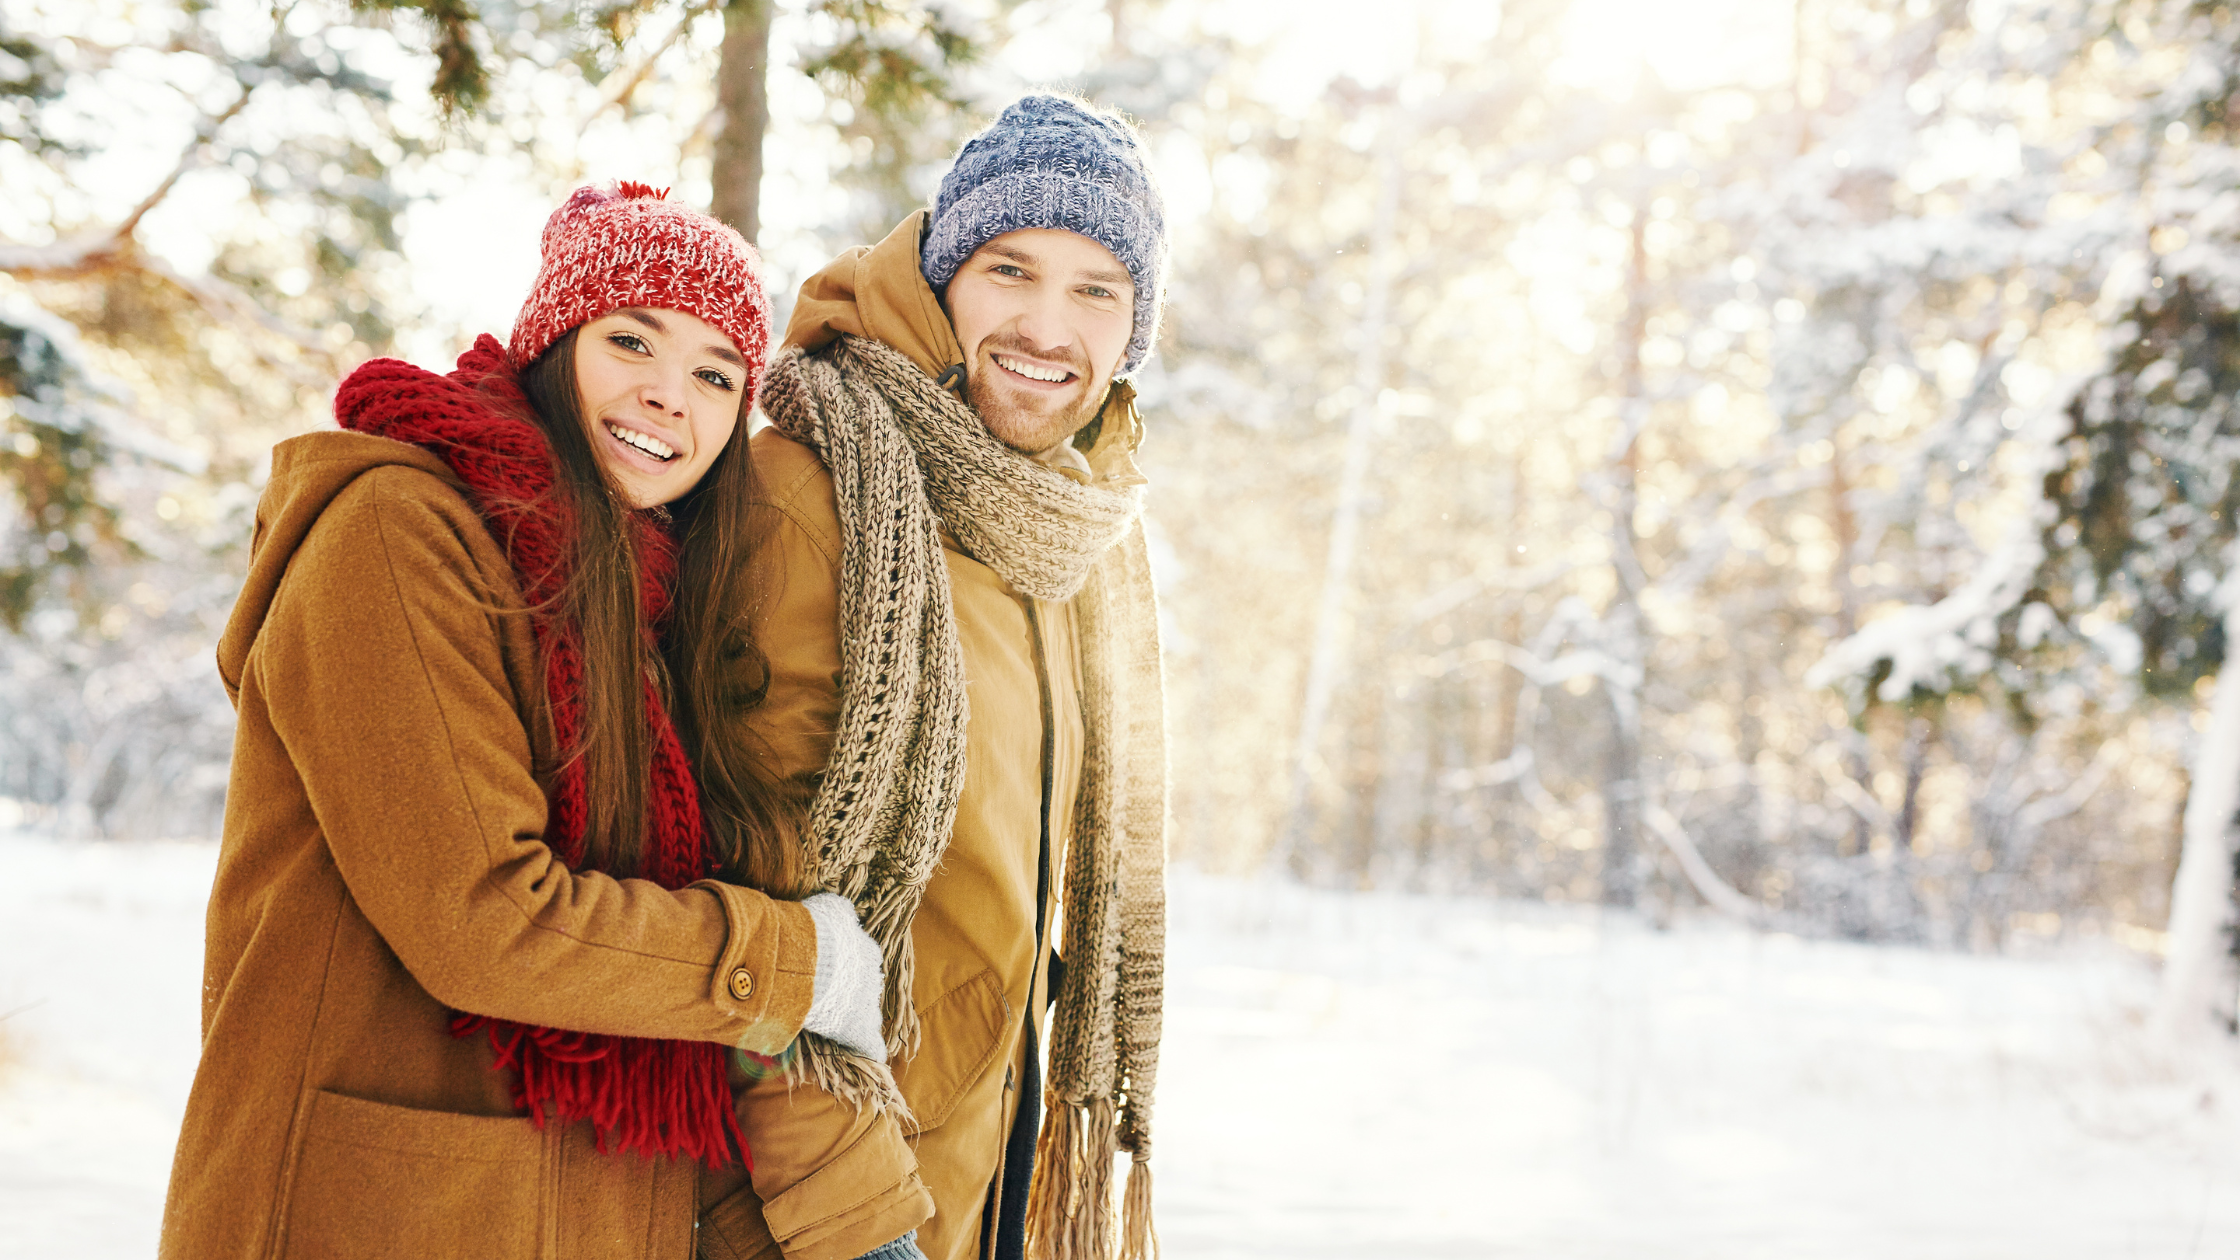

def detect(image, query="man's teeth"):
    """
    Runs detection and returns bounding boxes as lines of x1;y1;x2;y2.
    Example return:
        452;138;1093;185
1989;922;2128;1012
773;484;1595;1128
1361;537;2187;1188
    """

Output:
995;354;1069;383
606;422;677;461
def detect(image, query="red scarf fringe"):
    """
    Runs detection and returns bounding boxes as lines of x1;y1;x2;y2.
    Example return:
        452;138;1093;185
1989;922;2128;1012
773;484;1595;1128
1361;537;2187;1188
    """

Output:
336;334;747;1168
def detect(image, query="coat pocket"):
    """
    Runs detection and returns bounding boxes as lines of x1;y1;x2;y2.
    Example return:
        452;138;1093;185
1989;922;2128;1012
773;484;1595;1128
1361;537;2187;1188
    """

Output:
892;967;1009;1136
279;1089;547;1260
695;1181;780;1260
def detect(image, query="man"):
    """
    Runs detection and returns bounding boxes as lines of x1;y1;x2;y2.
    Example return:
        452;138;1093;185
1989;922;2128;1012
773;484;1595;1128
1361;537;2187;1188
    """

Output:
693;96;1170;1260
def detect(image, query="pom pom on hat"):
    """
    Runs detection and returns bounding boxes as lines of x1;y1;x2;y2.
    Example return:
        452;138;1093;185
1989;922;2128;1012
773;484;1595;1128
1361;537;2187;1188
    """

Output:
509;181;772;405
921;95;1168;375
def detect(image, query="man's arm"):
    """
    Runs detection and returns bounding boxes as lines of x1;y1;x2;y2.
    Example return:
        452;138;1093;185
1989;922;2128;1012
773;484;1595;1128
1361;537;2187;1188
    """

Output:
704;437;932;1260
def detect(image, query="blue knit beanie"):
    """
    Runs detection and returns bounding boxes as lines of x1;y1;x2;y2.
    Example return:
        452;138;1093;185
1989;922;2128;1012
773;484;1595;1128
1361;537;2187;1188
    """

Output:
921;94;1167;375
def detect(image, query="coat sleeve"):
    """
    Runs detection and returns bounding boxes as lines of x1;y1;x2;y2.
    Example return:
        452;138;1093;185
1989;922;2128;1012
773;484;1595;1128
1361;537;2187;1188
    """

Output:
701;475;932;1260
256;466;815;1054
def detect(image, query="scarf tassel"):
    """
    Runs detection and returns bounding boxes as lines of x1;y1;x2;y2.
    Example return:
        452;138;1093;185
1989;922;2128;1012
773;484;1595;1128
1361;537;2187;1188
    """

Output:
453;1012;747;1168
1023;1097;1118;1260
787;1033;913;1124
1121;1154;1157;1260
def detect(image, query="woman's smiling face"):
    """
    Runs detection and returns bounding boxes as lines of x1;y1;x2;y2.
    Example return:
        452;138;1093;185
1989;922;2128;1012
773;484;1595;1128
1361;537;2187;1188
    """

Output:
572;306;746;508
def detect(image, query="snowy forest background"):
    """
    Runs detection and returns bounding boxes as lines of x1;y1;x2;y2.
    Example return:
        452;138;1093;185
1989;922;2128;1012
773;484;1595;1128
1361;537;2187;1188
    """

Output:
13;0;2240;1251
11;0;2240;1074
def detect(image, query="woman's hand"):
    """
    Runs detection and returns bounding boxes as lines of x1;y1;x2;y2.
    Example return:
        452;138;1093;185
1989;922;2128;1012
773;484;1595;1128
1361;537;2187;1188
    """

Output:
798;892;887;1060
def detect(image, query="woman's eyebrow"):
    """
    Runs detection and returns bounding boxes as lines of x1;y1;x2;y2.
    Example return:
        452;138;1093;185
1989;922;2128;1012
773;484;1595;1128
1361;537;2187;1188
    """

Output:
617;307;739;364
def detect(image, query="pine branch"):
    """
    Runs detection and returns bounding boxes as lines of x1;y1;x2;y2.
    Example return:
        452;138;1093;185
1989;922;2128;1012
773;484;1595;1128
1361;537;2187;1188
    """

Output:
584;0;721;128
114;88;255;243
799;0;979;120
0;83;253;280
140;257;340;383
347;0;491;115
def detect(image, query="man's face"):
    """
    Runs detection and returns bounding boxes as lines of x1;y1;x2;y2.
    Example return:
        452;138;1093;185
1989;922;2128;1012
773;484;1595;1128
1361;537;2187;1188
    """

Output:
943;228;1135;456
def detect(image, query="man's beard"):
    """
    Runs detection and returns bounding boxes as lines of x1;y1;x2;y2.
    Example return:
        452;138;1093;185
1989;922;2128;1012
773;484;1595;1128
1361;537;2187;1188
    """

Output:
965;338;1105;455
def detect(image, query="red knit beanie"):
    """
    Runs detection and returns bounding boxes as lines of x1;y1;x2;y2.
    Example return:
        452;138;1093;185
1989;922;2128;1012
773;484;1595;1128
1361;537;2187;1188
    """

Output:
508;181;771;406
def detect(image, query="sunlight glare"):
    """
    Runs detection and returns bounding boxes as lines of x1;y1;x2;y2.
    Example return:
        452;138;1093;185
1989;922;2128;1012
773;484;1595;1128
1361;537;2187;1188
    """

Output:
1552;0;1795;95
1210;0;1505;110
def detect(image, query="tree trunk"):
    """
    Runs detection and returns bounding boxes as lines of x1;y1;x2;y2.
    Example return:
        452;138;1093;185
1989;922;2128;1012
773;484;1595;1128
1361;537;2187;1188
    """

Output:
1275;120;1403;874
2153;580;2240;1042
1490;558;1525;883
1827;431;1876;857
1601;208;1651;909
1896;715;1928;853
712;0;772;243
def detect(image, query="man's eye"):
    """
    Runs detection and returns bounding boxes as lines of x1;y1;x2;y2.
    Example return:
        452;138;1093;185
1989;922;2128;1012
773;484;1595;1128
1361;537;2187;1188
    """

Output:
607;331;649;353
1083;285;1114;300
696;368;735;391
993;263;1027;278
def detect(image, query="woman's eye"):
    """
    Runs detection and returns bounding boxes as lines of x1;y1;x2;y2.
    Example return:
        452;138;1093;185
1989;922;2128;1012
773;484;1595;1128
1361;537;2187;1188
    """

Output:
696;368;735;391
607;331;649;353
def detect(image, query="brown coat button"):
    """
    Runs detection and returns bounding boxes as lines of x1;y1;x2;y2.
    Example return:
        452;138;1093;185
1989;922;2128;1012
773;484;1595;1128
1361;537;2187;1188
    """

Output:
727;967;755;1001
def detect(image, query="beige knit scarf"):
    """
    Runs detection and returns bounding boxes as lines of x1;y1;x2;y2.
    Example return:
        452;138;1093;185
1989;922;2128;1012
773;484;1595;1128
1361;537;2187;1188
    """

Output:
758;334;1168;1260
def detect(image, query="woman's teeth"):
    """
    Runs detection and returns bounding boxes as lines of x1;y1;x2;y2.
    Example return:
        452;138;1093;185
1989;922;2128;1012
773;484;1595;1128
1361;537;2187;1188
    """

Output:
606;422;677;462
995;354;1070;383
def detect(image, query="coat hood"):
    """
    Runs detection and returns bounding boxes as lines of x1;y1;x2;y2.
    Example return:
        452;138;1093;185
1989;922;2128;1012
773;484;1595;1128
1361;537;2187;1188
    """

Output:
216;430;462;702
783;210;1148;488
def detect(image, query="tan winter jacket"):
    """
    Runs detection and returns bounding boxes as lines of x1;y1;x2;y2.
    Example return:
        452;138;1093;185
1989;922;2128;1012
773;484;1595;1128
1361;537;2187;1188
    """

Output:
692;212;1139;1260
161;431;820;1259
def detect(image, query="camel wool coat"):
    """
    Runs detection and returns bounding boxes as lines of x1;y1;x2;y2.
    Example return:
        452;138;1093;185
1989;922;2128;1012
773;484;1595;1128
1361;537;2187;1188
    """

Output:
690;212;1144;1260
160;431;821;1260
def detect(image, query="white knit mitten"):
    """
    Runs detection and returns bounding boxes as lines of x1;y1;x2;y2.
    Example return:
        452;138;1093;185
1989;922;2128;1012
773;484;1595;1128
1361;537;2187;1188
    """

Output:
851;1229;926;1260
800;892;886;1061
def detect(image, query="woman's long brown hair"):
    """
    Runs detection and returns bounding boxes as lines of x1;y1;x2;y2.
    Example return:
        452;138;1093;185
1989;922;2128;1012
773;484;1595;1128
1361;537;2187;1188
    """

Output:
515;328;806;894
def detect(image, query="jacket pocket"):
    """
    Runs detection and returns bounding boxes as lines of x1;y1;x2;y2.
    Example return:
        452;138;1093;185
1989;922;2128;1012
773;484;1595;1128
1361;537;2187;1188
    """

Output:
892;967;1009;1136
279;1089;547;1260
696;1181;781;1260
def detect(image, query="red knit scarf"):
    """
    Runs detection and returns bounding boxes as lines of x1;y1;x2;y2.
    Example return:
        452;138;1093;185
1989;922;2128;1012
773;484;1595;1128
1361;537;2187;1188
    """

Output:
336;333;746;1168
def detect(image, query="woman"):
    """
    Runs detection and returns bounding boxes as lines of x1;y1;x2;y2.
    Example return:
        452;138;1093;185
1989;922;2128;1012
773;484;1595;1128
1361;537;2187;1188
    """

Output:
158;183;894;1260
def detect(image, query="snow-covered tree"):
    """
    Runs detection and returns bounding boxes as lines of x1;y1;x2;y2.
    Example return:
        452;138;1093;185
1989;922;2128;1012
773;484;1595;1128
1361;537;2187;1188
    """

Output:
0;0;532;835
1817;0;2240;998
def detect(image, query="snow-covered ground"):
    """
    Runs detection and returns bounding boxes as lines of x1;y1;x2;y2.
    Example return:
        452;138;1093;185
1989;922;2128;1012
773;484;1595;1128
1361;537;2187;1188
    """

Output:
4;835;2237;1259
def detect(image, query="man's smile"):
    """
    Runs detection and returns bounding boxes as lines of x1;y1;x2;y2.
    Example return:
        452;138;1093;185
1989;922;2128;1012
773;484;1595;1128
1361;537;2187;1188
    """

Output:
991;352;1078;387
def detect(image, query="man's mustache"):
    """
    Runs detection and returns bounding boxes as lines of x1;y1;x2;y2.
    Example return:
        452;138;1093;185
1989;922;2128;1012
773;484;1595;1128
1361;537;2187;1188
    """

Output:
979;335;1090;381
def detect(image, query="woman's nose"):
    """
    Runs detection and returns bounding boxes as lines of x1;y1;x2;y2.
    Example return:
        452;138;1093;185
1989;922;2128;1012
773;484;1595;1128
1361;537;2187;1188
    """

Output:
640;375;685;416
